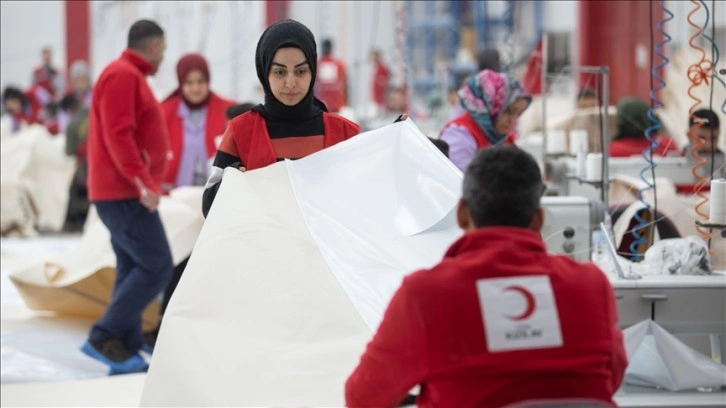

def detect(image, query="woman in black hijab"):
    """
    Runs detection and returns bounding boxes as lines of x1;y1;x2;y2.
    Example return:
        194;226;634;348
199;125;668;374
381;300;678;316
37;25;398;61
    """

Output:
202;19;361;217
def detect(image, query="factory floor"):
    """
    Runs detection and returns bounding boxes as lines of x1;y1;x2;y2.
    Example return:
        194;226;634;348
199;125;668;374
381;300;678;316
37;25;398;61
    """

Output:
1;234;723;407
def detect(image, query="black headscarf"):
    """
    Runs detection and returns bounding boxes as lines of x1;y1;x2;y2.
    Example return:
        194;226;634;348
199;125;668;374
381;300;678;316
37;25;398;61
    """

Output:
614;98;654;140
254;19;327;120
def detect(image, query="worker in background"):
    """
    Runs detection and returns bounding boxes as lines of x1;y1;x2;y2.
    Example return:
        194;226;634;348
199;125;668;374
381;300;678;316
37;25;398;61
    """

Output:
386;86;408;114
370;48;390;111
62;93;91;232
1;86;32;132
346;146;626;408
81;19;172;375
608;98;678;158
679;108;725;194
58;60;93;133
314;38;348;113
440;69;531;172
576;87;600;109
68;60;93;107
31;46;62;100
160;53;236;190
23;82;54;129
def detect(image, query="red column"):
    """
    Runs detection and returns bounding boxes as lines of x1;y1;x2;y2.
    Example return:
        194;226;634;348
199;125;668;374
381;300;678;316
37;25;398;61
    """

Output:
266;0;289;26
65;0;91;79
577;0;663;105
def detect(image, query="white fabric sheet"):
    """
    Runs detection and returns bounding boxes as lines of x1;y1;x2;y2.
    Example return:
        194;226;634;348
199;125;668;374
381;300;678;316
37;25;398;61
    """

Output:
0;125;75;233
624;319;726;391
7;189;205;321
141;121;464;406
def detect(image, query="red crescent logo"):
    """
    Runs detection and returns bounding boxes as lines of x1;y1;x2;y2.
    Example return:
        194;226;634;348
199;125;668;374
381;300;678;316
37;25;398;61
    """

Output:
502;286;536;321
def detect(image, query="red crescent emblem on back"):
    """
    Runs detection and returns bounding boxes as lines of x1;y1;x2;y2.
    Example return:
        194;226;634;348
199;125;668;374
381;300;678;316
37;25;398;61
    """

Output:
502;285;537;321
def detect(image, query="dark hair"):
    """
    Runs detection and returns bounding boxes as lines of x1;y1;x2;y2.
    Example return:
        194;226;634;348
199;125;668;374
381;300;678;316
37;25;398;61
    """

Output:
462;146;544;228
44;101;58;117
226;102;255;121
321;39;333;56
428;137;450;157
60;94;79;112
577;87;598;100
128;20;164;50
689;108;720;130
2;86;26;104
476;48;501;72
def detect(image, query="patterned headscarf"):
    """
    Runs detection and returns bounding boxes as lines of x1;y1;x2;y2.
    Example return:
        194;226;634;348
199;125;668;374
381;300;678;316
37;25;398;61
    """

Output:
458;70;531;145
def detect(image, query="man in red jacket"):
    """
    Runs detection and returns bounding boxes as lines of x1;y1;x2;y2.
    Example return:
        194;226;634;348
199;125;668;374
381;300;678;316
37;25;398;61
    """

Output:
370;48;390;110
31;46;61;99
81;19;172;375
314;39;347;113
346;146;627;407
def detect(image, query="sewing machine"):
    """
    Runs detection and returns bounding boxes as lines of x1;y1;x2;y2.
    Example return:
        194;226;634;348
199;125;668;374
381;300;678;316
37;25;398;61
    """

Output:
541;196;605;262
554;156;702;200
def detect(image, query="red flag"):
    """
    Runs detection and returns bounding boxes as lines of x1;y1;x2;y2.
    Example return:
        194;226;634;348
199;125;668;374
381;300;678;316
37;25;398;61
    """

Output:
522;37;543;95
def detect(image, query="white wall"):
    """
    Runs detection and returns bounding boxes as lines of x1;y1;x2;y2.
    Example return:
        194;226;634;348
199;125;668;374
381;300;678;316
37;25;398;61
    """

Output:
90;1;265;104
2;1;722;105
667;0;726;48
288;0;397;112
543;0;576;32
0;0;65;91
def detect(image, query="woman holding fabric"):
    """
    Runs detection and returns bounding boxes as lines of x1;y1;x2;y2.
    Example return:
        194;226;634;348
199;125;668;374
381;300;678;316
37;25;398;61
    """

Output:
160;53;236;190
439;69;532;172
202;19;361;217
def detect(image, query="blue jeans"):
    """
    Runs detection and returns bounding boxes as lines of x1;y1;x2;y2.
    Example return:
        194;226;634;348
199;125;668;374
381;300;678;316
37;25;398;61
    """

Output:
89;199;173;354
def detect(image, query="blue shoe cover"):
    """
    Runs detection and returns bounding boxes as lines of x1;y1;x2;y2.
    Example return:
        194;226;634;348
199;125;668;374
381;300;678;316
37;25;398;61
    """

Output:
141;343;154;355
81;341;149;375
109;364;148;376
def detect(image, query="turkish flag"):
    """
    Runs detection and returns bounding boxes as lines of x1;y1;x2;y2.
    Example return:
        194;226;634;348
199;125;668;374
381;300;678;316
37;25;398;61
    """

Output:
522;37;543;95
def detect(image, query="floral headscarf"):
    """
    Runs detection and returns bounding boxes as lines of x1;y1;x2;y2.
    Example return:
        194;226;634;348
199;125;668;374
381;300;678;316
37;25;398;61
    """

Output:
458;69;531;145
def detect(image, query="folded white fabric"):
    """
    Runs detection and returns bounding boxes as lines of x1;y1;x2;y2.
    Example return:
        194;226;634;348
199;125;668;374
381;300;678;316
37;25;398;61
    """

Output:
8;188;205;321
0;125;75;232
141;121;463;406
624;319;726;391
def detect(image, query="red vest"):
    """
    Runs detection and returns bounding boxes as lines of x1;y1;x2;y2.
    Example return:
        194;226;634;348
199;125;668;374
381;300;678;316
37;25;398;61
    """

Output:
445;113;517;148
161;93;235;185
226;111;360;170
315;56;347;112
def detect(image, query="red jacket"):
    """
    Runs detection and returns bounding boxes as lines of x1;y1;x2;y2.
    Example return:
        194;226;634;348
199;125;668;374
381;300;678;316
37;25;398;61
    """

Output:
23;84;51;125
609;136;679;158
160;93;235;186
218;110;360;171
372;61;390;107
444;113;517;149
87;50;169;201
346;228;626;408
315;56;347;112
32;65;60;97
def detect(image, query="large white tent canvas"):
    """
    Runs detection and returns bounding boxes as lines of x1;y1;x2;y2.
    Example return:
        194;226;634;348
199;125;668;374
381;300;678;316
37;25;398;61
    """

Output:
141;121;464;406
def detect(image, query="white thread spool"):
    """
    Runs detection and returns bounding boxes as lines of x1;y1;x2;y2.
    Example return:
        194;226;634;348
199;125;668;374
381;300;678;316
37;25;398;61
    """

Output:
547;130;567;155
710;179;726;224
576;151;587;179
586;153;603;182
569;129;589;155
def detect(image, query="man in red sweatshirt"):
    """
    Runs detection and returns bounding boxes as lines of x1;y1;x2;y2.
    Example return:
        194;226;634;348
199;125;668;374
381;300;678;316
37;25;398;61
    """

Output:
314;38;347;113
81;19;172;375
346;146;627;407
